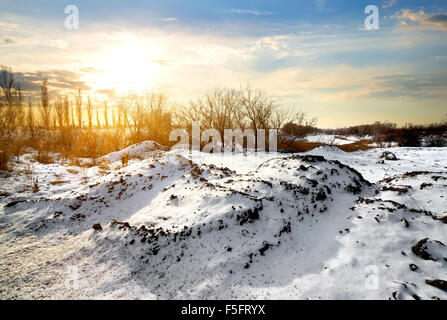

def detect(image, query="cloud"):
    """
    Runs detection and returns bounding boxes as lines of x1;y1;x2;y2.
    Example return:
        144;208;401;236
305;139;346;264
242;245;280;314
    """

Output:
184;44;252;65
97;88;118;99
13;69;90;93
162;17;177;22
152;59;172;66
365;74;447;99
2;38;15;45
47;39;68;49
0;22;18;31
393;9;447;30
382;0;398;9
249;35;291;59
427;14;447;24
314;0;327;10
80;67;99;73
231;9;274;16
0;36;35;46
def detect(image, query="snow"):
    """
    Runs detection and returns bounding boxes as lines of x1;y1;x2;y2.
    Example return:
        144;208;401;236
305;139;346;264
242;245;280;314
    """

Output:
304;134;368;145
1;141;446;299
103;140;164;162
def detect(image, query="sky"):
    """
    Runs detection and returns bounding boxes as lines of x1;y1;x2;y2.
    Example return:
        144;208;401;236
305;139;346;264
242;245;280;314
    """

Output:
1;0;446;127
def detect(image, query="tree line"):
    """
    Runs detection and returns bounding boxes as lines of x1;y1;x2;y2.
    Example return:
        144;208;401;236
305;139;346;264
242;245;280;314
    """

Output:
0;66;315;168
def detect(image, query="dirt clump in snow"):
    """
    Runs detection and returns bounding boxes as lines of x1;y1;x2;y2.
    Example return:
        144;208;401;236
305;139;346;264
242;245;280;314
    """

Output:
412;238;446;261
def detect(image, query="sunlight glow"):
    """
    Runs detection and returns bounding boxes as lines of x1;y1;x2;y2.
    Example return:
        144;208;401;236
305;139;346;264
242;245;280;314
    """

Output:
85;40;161;97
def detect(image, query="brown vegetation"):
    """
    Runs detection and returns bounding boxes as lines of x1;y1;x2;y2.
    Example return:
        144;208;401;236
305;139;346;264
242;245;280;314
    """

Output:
0;151;10;171
281;139;375;153
1;65;446;173
175;84;316;150
1;68;316;170
322;120;447;147
281;141;325;153
337;140;375;152
0;67;173;170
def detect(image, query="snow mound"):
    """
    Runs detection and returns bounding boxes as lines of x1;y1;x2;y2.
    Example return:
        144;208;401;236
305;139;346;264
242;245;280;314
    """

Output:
2;148;447;299
103;141;165;162
81;154;373;298
19;153;371;298
306;145;345;155
351;169;447;300
305;134;361;145
380;151;398;161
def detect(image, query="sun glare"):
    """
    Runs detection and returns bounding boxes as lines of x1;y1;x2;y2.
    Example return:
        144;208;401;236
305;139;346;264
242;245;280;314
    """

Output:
86;42;161;97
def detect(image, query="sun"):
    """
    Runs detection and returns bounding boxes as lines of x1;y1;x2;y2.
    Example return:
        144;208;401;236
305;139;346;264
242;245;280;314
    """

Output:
87;42;161;97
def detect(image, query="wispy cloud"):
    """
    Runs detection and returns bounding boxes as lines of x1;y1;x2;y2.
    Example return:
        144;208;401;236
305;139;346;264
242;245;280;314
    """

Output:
249;35;291;59
382;0;398;9
231;9;274;16
0;36;35;46
14;69;90;93
162;17;177;22
393;9;447;30
152;59;172;66
0;21;18;31
314;0;327;10
366;73;447;98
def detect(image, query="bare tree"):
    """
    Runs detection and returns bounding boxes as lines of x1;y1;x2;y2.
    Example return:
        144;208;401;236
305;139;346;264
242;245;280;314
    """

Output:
237;83;279;149
39;79;51;130
86;97;93;130
238;83;277;131
27;98;34;138
0;66;23;148
0;66;22;108
175;88;240;138
145;92;171;141
174;84;314;150
96;104;101;128
54;97;64;129
103;101;109;130
63;96;70;128
75;89;82;128
279;112;318;148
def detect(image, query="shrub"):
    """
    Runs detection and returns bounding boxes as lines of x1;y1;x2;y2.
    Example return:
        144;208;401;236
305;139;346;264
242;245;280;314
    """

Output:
32;177;39;193
121;153;129;166
34;150;54;164
0;151;10;171
337;140;374;152
396;128;421;147
426;135;446;147
282;140;324;152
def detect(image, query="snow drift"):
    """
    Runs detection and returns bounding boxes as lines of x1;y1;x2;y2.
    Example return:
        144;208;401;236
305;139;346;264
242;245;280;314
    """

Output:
1;144;446;299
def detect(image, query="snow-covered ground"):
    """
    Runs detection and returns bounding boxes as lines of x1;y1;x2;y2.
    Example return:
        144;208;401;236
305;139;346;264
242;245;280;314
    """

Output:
304;134;368;145
303;134;398;148
0;144;446;299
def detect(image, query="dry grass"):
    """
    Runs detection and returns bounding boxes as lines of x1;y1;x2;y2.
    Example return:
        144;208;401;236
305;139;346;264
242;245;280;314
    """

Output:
121;153;129;167
79;159;99;168
66;168;79;174
0;151;10;171
281;139;376;153
281;140;325;152
336;140;375;152
68;157;82;167
34;151;54;164
49;180;68;185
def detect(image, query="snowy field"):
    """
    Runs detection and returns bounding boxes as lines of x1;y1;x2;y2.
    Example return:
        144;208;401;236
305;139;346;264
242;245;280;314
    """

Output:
304;134;370;145
0;143;446;299
304;134;397;147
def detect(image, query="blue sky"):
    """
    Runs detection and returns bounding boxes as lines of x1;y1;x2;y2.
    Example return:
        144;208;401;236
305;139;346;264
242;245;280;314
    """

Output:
1;0;447;127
